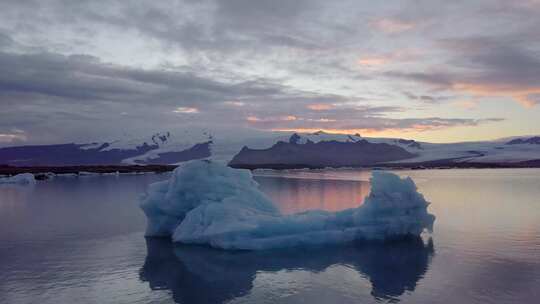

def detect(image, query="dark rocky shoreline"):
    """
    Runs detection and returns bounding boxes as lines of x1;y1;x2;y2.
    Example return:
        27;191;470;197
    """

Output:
230;159;540;170
0;164;176;179
2;158;539;180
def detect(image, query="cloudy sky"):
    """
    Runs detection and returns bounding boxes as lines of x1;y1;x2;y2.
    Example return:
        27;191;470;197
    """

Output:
1;0;539;145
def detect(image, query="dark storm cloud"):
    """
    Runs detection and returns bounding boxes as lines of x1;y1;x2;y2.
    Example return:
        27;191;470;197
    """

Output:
370;1;540;108
0;51;300;106
0;48;369;144
402;92;454;104
245;100;503;133
0;0;527;144
0;46;504;144
0;0;367;56
464;46;540;88
387;72;454;88
2;0;317;51
0;50;365;115
387;39;540;107
0;32;15;49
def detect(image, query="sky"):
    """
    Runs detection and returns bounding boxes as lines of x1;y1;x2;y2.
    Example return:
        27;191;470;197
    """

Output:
1;0;539;146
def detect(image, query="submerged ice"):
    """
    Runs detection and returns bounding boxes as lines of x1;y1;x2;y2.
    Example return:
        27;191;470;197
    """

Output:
140;160;435;250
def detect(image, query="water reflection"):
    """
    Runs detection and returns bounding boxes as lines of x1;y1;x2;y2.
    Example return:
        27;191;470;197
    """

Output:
140;237;434;303
255;176;371;214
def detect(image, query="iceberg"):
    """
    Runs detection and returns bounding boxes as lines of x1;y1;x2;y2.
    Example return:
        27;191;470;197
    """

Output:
0;173;36;186
140;160;435;250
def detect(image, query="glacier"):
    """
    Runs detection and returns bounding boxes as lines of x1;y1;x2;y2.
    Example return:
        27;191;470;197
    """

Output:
0;173;36;186
140;160;435;250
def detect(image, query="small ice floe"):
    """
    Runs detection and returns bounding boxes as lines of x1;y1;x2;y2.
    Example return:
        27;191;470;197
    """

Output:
140;160;435;250
34;172;56;181
120;171;156;175
56;173;78;178
78;171;100;177
101;171;120;176
0;173;36;186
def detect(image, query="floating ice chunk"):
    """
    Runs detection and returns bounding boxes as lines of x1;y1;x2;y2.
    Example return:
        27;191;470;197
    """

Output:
78;171;100;176
34;172;56;181
0;173;36;185
101;171;120;176
121;171;155;175
140;160;435;250
56;173;78;178
140;160;278;237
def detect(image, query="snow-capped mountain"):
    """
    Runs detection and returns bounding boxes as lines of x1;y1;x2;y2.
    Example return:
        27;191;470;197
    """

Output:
84;131;173;152
286;131;540;164
0;131;213;166
289;131;362;144
229;132;540;168
1;130;539;168
506;136;540;145
229;132;415;168
113;131;213;165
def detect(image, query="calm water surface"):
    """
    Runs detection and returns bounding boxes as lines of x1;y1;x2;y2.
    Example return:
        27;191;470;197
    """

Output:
1;169;539;303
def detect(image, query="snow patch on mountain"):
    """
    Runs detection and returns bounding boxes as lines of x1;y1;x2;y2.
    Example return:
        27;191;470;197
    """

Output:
290;131;362;144
100;132;171;151
121;131;213;164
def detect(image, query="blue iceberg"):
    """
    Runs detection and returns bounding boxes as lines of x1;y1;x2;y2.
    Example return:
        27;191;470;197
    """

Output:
140;160;435;250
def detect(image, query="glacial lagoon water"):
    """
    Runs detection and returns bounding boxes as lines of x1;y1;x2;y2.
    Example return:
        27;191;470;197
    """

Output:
1;169;539;303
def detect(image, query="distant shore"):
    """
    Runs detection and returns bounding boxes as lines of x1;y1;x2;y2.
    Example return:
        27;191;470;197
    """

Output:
0;165;177;179
2;159;539;179
230;159;540;170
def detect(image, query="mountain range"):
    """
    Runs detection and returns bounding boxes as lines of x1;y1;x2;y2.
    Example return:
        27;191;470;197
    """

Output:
0;132;211;166
1;131;540;168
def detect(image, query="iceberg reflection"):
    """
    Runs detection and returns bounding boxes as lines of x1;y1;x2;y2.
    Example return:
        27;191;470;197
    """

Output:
140;237;434;303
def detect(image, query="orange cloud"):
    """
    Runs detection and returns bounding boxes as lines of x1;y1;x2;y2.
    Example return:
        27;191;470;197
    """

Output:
270;128;421;139
389;71;540;108
357;50;420;67
307;104;334;111
453;100;478;110
357;56;389;67
283;115;297;121
270;118;501;136
173;107;199;113
452;83;540;108
246;115;297;122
